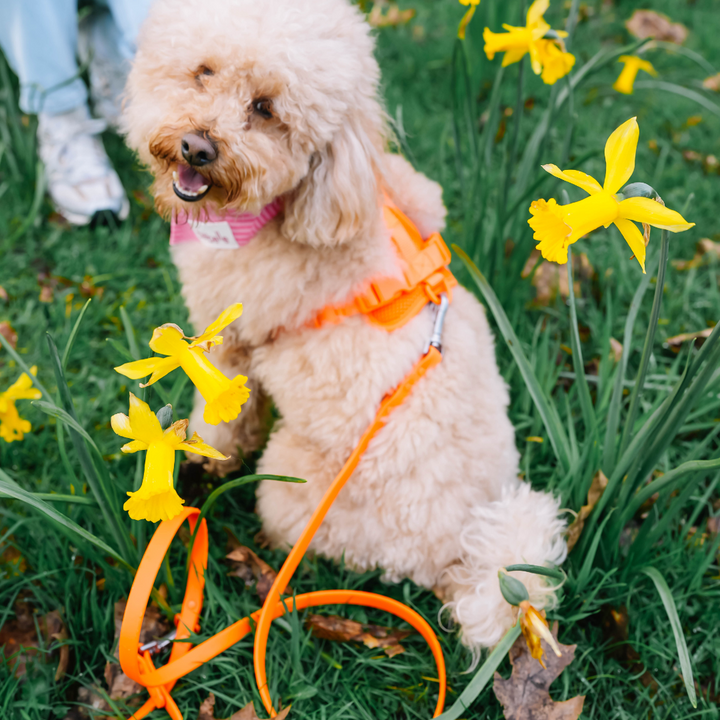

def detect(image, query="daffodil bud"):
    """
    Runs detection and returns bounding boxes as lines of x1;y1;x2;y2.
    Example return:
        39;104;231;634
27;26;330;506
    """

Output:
617;182;658;201
156;404;174;430
498;570;530;606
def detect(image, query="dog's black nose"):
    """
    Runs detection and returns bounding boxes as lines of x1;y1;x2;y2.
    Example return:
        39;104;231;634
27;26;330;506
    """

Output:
181;132;217;166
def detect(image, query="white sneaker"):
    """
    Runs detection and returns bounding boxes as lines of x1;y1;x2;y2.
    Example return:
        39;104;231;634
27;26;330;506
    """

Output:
37;106;130;226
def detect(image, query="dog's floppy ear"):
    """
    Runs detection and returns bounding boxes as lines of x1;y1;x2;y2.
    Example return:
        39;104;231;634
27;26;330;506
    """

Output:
282;113;381;247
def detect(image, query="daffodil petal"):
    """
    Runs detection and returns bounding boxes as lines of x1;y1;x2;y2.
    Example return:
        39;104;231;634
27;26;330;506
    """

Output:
617;197;695;232
121;440;148;454
526;0;549;27
148;324;189;357
502;46;529;66
542;164;603;196
457;4;476;39
189;303;243;348
111;412;134;440
603;117;639;194
128;393;163;443
115;358;180;385
613;218;647;273
177;431;229;460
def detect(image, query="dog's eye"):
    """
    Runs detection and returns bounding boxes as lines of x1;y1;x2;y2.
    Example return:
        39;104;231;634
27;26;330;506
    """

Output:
195;66;214;84
252;98;273;120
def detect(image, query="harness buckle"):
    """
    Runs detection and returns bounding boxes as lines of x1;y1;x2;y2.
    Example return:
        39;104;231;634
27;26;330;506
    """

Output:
425;293;450;354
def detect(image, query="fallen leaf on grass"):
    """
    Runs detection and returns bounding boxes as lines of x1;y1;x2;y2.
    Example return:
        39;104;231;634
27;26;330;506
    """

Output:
521;250;594;307
672;238;720;270
493;623;584;720
198;693;291;720
703;73;720;92
665;327;713;350
626;9;688;44
0;286;7;301
566;470;608;552
0;321;17;349
305;614;411;657
226;545;285;604
0;602;69;680
609;337;623;362
599;605;656;692
368;2;415;28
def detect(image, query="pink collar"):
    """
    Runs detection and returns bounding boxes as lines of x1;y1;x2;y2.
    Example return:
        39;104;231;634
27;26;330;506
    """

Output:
170;198;283;250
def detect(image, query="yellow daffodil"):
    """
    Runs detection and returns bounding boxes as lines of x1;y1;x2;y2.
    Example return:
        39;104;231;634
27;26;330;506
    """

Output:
112;393;227;522
115;304;250;426
483;0;575;84
519;600;562;668
536;38;576;85
528;117;695;272
458;0;480;40
613;55;657;95
0;368;41;443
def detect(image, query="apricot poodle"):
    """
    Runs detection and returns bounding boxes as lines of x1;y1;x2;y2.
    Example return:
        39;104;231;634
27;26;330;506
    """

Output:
123;0;567;650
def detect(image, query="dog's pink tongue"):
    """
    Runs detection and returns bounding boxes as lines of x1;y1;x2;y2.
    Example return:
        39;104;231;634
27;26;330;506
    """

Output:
178;163;207;192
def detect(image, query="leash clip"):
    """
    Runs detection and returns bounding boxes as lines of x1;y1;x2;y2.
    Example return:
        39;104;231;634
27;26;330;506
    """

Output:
425;293;449;354
139;629;177;656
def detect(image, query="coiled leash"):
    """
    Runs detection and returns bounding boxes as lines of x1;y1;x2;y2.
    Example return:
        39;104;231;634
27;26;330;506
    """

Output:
119;201;457;719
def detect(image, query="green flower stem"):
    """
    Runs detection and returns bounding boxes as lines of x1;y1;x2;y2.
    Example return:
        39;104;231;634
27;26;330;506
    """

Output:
619;230;670;455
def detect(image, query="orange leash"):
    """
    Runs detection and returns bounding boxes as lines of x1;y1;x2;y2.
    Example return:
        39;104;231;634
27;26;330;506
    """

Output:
119;345;448;720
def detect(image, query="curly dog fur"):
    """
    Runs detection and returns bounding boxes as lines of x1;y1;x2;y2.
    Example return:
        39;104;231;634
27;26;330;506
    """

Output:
123;0;567;649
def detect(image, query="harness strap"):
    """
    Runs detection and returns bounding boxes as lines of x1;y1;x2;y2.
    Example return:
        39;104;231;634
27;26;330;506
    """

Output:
119;347;447;720
311;202;457;332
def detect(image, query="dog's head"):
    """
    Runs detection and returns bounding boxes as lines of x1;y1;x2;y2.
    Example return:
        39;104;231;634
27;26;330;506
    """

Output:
123;0;386;246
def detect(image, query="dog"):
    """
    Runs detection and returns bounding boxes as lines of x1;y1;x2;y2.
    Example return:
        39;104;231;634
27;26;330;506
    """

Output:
123;0;567;650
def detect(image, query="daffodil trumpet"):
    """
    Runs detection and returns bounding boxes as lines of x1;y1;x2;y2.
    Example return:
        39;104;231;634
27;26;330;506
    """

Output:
528;117;695;272
112;393;227;522
519;600;562;668
613;55;657;95
115;303;250;426
483;0;575;85
0;367;41;443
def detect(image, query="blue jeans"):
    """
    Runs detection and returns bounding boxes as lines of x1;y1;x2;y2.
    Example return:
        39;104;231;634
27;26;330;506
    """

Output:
0;0;152;115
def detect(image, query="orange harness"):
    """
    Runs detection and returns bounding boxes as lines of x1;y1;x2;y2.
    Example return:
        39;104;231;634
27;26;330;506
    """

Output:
119;200;457;719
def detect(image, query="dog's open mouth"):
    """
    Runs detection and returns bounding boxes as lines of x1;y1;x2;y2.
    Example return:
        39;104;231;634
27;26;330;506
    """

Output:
173;164;212;202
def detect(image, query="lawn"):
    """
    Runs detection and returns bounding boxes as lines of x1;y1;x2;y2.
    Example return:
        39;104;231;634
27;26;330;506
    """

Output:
1;0;720;718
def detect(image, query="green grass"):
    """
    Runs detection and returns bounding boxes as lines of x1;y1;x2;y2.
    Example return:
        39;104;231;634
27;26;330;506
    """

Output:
2;0;720;718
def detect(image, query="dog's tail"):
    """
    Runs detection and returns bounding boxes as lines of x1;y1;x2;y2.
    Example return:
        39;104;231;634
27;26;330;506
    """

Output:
440;481;567;652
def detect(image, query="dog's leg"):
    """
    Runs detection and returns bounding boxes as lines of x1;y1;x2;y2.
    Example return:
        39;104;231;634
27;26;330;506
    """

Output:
437;482;567;649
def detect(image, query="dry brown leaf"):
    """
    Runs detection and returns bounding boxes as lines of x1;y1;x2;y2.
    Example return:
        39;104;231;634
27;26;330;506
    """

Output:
665;327;713;350
0;603;69;680
305;613;410;657
0;286;7;301
521;250;594;307
626;9;688;44
703;73;720;92
198;693;291;720
672;238;720;270
566;470;608;552
600;605;656;691
609;337;623;362
0;321;18;349
493;623;584;720
226;545;285;604
368;2;415;28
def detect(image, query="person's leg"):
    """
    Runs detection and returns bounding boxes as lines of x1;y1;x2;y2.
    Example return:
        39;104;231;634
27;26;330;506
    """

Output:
104;0;155;59
0;0;86;115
